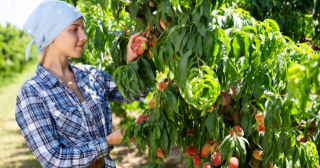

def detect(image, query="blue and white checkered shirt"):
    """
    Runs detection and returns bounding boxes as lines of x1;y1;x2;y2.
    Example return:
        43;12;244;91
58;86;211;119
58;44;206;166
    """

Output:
15;63;149;168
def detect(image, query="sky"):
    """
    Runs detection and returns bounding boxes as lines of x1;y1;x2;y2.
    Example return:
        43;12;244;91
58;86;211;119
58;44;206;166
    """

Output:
0;0;44;29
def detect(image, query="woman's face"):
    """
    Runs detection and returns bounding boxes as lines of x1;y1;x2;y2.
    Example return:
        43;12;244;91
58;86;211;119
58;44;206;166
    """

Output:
53;17;87;58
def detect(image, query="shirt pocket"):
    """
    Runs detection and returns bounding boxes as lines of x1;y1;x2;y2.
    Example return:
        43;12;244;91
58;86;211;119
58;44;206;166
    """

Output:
51;105;87;138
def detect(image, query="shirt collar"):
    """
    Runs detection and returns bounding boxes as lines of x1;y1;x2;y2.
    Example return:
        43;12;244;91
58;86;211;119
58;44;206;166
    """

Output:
36;62;89;88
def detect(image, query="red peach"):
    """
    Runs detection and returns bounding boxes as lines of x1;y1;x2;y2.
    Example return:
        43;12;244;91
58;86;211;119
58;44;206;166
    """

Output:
149;97;156;108
125;30;129;37
158;81;167;91
192;154;201;168
157;148;164;157
257;123;265;132
150;34;157;47
297;135;305;143
201;143;211;157
222;91;231;105
255;113;264;124
186;146;199;157
160;18;169;30
132;38;147;55
203;162;212;168
252;150;263;160
211;151;222;166
230;87;236;99
229;157;239;168
229;125;244;137
136;114;149;124
187;129;194;136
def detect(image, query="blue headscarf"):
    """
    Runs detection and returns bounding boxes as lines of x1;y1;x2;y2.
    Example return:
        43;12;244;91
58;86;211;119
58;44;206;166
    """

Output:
23;0;83;60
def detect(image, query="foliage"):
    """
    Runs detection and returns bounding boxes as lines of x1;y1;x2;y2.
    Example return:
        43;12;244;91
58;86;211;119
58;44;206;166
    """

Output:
68;0;320;167
0;24;37;82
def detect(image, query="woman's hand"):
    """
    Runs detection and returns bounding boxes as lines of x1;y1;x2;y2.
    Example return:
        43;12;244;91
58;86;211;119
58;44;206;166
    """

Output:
105;127;135;147
126;33;148;64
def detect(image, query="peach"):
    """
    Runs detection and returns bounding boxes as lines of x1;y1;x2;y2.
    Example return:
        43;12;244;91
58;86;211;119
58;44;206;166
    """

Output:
222;91;230;105
158;81;167;91
186;146;199;157
211;151;222;166
125;30;129;37
255;113;264;123
164;78;169;84
251;158;260;168
132;38;147;55
210;143;219;154
136;114;149;123
297;135;305;143
173;55;176;60
257;123;265;132
192;154;201;168
150;34;157;47
229;125;244;137
160;18;169;30
308;130;315;136
230;87;236;99
157;148;164;157
149;97;156;108
203;162;212;168
252;150;263;161
187;128;194;136
209;139;214;145
201;143;211;157
229;157;239;168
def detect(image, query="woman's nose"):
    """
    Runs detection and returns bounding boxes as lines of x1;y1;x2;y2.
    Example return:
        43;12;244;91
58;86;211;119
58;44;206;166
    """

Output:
80;29;88;41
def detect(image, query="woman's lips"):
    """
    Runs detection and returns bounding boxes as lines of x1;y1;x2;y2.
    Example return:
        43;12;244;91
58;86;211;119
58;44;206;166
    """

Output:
77;45;84;50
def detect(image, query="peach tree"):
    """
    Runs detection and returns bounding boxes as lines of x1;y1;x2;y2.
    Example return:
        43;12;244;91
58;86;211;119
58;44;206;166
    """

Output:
65;0;320;167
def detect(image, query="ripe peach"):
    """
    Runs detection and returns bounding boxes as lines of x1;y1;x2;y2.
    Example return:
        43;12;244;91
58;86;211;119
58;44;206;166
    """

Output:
132;38;147;55
149;97;156;108
164;78;169;84
125;30;129;37
158;81;167;91
230;87;236;99
173;55;176;60
257;123;265;132
211;151;222;166
160;18;169;30
187;129;194;136
270;162;273;168
209;139;214;145
157;148;164;157
252;150;263;161
210;143;219;154
222;91;230;105
229;157;239;168
201;143;211;157
229;125;244;137
297;135;305;143
308;130;315;136
186;146;199;157
136;114;149;123
255;113;264;124
192;154;201;168
150;34;157;47
203;162;212;168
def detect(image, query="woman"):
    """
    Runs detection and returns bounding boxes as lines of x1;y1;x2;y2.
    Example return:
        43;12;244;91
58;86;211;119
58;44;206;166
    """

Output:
15;1;148;168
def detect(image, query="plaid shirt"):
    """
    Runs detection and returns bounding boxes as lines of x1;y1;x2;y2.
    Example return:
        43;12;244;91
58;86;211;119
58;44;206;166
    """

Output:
15;63;149;168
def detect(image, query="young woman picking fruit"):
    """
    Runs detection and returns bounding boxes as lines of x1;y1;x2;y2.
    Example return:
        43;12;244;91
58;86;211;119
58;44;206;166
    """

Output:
15;1;149;168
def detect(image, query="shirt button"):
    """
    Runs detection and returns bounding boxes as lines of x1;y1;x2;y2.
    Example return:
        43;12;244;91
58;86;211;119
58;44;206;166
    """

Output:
54;159;57;162
90;119;92;121
96;136;99;138
65;87;68;90
66;113;69;115
78;102;80;105
59;81;62;83
104;154;107;156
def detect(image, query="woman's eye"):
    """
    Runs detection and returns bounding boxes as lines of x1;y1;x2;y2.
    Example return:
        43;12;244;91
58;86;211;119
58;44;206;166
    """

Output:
73;28;78;31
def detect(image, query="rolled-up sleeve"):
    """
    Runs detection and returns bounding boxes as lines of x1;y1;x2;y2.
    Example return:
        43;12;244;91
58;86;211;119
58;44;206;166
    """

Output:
15;85;112;168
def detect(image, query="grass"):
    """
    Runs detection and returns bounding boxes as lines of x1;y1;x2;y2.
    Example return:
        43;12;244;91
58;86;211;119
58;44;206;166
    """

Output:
0;62;42;168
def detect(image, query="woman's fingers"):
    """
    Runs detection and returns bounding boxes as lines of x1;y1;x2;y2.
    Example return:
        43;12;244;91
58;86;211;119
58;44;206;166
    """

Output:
128;33;140;49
